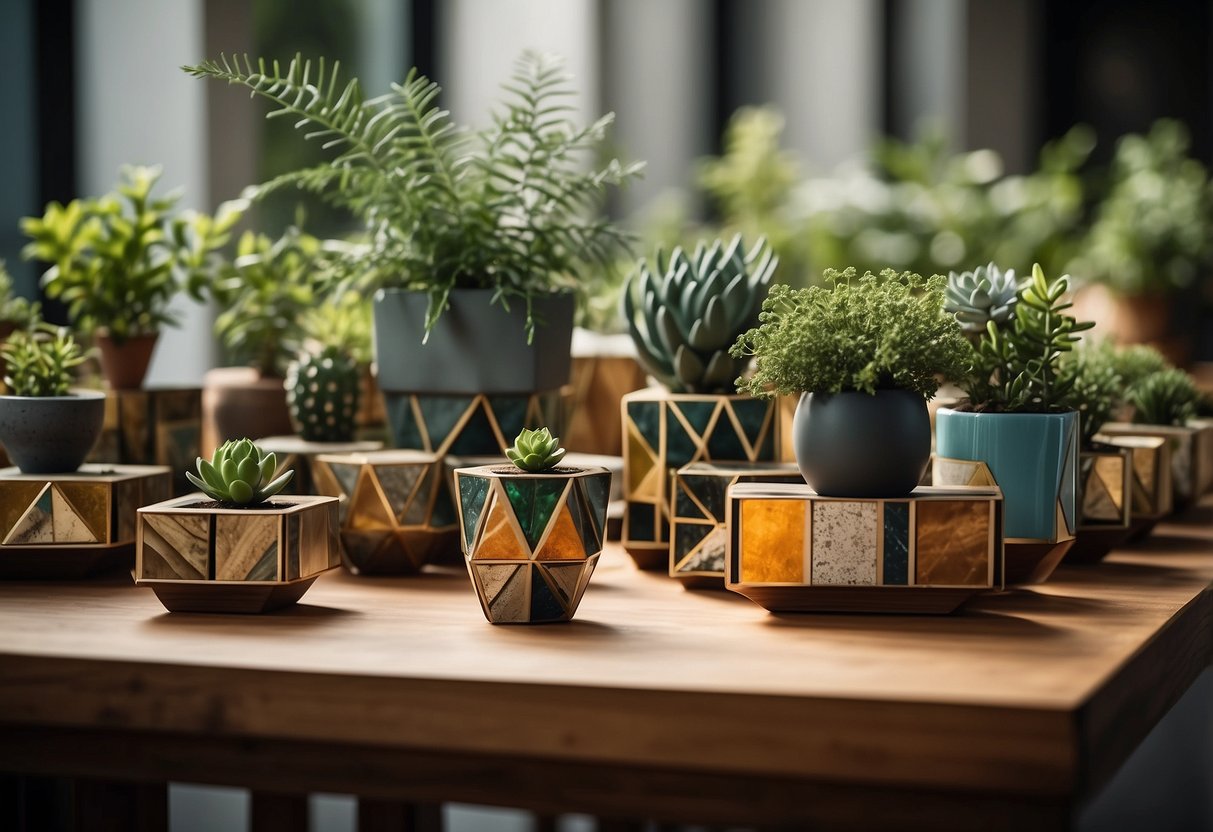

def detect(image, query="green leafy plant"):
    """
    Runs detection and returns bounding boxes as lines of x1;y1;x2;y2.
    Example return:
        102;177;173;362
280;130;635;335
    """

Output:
624;235;777;393
732;268;969;399
186;438;293;506
1128;369;1201;426
506;427;566;472
212;225;323;376
301;290;373;366
1062;349;1123;448
1106;343;1171;394
184;51;642;340
959;264;1095;413
944;262;1018;335
0;262;39;329
1;325;88;397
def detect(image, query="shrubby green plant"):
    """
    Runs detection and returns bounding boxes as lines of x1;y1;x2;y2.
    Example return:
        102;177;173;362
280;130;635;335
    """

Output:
959;264;1095;413
1104;343;1170;393
1061;348;1123;448
506;427;566;472
1;325;88;397
185;51;641;340
624;235;777;393
1129;369;1202;426
0;263;39;329
732;268;968;399
301;290;373;366
186;438;293;506
21;165;243;343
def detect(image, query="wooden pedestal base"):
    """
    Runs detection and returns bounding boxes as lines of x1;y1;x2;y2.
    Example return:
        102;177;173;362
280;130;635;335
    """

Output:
0;543;132;580
1005;539;1074;584
146;577;319;614
729;585;982;614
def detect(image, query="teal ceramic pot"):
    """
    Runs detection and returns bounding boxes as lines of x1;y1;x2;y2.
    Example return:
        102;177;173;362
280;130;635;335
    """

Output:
792;389;930;498
0;391;106;474
935;408;1078;541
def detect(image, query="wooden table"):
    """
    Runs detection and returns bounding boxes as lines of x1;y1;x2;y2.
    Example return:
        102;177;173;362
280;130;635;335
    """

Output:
1;501;1211;831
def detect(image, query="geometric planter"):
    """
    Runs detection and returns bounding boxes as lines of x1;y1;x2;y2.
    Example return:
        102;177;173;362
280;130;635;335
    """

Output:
257;435;383;495
1093;433;1173;537
935;409;1078;585
1067;446;1134;564
454;464;610;624
313;450;459;575
135;495;340;613
382;388;573;456
89;387;202;495
0;463;172;578
622;388;780;570
726;482;1003;614
671;461;802;588
1098;421;1213;510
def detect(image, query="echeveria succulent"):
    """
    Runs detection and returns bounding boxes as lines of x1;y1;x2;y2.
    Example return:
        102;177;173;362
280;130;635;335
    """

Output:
186;438;293;505
506;428;566;473
945;262;1019;334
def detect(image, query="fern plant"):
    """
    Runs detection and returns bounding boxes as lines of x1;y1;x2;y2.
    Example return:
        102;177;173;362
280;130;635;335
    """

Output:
2;325;88;397
184;51;641;339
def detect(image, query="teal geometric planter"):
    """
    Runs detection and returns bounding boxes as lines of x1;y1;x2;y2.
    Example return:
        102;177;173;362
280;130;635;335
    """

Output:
935;409;1077;584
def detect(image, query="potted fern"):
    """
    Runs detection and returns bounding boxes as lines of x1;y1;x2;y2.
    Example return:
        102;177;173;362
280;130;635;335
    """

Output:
454;428;609;624
0;326;104;473
185;51;639;399
734;267;968;497
620;234;780;569
135;438;339;613
935;264;1095;584
21;166;242;389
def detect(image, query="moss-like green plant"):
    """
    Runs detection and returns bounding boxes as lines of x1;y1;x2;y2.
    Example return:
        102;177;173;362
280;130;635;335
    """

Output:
731;268;969;399
1062;349;1123;448
21;165;243;343
0;262;39;328
185;51;641;341
186;438;293;506
1105;343;1171;394
959;264;1095;413
1129;369;1201;426
506;428;566;472
1;325;87;397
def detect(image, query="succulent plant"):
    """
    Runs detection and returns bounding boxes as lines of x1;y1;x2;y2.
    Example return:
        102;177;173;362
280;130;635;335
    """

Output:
624;234;777;393
944;262;1019;335
286;346;361;442
186;438;294;506
1;325;87;397
506;428;566;473
1062;349;1123;448
1129;369;1201;426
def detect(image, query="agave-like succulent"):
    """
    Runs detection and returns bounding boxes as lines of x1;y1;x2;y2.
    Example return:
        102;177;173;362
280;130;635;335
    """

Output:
185;438;294;505
624;234;777;393
506;428;566;473
945;262;1019;334
1129;368;1201;426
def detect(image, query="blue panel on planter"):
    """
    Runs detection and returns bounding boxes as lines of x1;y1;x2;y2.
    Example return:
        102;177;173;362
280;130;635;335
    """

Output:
580;474;610;541
629;401;662;455
490;395;529;445
666;413;697;468
458;475;491;550
449;400;499;455
567;486;599;555
731;398;771;450
706;416;747;461
882;502;909;585
385;395;424;450
418;396;474;451
675;400;717;437
530;565;566;621
627;502;655;540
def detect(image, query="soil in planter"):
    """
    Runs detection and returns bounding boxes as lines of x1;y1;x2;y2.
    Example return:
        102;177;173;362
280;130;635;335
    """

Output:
490;467;586;476
184;500;297;510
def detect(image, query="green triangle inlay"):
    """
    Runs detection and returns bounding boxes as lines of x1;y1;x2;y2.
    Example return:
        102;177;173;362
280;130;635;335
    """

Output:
504;478;566;551
628;400;661;454
567;485;599;556
385;395;425;450
675;400;717;437
35;486;53;515
580;474;610;542
450;400;499;456
730;398;770;448
489;395;529;447
417;395;475;451
458;475;491;550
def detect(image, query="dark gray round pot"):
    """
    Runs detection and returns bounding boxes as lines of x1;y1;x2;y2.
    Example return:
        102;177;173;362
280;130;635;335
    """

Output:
792;389;930;498
0;391;106;473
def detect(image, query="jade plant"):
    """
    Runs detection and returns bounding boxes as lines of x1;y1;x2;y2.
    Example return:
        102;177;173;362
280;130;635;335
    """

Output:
957;264;1095;412
1128;369;1202;427
732;268;969;398
624;235;777;393
185;51;641;340
186;438;294;505
1;325;87;397
506;428;566;473
944;262;1019;335
21;165;243;344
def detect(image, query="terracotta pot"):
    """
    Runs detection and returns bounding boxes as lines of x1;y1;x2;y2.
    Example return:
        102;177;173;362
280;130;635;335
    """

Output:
95;331;159;390
1070;285;1185;364
201;367;294;455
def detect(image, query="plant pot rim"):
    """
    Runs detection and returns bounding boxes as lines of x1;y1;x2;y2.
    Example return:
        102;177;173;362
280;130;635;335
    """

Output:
95;328;161;341
374;287;575;299
0;389;107;403
316;448;439;466
937;406;1077;417
626;387;761;402
455;464;610;480
139;494;337;515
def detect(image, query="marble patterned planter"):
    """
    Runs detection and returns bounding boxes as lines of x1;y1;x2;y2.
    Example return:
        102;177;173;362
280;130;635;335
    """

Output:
622;389;780;570
726;483;1003;613
0;464;171;578
258;436;383;495
89;387;202;496
135;495;340;613
1098;421;1213;510
1093;433;1173;537
1067;446;1134;564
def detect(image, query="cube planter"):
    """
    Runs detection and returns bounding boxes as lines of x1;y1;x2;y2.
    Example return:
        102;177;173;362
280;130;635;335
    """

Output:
89;387;202;495
935;409;1077;585
1066;446;1134;565
1094;433;1173;537
313;450;458;575
135;495;340;613
726;483;1003;614
671;461;802;588
622;389;780;570
1098;421;1213;509
0;464;171;578
454;464;610;624
258;435;383;495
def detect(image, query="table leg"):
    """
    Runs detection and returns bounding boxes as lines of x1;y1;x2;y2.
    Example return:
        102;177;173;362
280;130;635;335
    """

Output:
251;791;309;832
74;779;167;832
357;798;444;832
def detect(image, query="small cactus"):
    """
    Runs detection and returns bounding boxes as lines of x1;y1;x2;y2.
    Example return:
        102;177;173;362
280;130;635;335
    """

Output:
186;438;294;505
285;346;361;442
944;262;1019;334
624;234;777;393
506;428;566;472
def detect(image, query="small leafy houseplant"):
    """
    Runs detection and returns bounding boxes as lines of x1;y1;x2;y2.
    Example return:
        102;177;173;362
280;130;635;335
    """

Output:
21;165;243;388
186;438;294;506
0;262;39;334
936;263;1096;584
454;428;611;624
0;326;105;473
185;51;641;395
732;268;968;497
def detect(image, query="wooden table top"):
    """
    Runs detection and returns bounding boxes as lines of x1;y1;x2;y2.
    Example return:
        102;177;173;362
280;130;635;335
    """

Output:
1;500;1211;817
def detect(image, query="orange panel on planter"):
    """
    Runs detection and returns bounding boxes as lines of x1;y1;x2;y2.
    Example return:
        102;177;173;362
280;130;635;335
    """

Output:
915;500;990;586
740;499;805;584
474;492;529;559
534;504;584;560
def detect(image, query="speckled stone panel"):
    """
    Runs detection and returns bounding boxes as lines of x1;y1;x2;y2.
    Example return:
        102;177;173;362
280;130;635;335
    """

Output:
810;501;877;586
